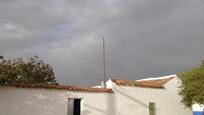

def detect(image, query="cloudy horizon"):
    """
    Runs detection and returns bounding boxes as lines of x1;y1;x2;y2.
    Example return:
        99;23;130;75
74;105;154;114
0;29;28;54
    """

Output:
1;0;204;86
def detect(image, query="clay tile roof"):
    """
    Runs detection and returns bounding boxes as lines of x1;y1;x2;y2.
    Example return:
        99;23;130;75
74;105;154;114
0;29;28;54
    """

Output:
111;77;175;89
3;83;113;93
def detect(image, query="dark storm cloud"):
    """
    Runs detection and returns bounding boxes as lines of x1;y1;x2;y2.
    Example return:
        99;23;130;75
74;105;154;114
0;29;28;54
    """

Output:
0;0;204;86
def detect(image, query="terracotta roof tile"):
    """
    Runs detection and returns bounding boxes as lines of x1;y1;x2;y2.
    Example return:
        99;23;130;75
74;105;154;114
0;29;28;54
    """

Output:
111;77;175;89
2;83;113;93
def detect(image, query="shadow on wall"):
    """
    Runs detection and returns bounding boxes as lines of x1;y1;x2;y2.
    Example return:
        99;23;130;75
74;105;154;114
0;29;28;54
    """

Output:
83;94;116;115
82;110;92;115
115;88;149;109
84;103;106;114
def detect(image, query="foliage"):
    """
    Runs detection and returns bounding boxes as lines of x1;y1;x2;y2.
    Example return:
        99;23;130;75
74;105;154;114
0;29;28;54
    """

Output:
179;58;204;108
0;56;56;85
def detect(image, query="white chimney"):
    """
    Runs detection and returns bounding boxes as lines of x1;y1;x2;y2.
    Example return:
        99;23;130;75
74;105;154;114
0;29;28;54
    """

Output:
100;79;105;88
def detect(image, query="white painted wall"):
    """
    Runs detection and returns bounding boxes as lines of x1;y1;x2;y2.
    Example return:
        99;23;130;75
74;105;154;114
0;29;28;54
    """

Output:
193;104;204;112
112;77;191;115
0;76;192;115
0;87;116;115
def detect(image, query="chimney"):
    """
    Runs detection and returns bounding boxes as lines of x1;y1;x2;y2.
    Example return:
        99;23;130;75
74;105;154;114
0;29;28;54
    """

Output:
100;79;105;88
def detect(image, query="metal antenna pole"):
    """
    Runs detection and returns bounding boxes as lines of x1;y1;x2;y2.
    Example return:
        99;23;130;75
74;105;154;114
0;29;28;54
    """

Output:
102;37;106;88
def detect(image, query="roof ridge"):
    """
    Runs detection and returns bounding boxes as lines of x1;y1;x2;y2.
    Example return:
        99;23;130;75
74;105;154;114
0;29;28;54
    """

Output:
0;83;113;93
137;77;175;85
136;74;177;81
111;76;176;89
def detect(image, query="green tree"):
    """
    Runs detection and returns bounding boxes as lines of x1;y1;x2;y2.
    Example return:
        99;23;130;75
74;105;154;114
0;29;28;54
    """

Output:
179;58;204;108
0;56;56;85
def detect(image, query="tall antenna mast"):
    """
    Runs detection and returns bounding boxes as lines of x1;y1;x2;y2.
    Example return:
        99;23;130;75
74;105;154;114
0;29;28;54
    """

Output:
102;37;106;88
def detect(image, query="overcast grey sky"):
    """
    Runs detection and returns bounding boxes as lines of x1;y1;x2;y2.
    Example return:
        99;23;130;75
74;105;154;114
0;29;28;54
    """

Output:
0;0;204;86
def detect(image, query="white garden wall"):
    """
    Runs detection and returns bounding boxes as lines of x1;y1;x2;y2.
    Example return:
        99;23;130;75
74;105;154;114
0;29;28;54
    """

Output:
112;78;191;115
0;76;192;115
0;87;115;115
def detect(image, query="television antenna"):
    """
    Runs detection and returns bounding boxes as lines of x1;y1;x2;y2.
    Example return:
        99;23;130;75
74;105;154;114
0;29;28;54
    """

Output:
102;37;106;88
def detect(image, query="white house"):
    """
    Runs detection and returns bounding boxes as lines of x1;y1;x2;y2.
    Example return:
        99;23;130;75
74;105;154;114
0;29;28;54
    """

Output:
192;104;204;115
0;74;191;115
